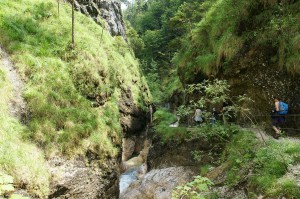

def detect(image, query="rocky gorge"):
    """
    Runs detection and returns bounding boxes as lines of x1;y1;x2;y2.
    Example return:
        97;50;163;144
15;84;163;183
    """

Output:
1;0;300;198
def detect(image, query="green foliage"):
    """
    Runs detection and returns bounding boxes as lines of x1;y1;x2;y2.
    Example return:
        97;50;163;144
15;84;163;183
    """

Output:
172;176;214;199
0;173;30;198
200;165;213;177
223;130;300;198
249;140;300;195
178;79;253;124
174;0;300;81
126;21;145;57
153;108;187;141
223;131;259;186
124;0;203;104
266;178;300;199
188;124;240;142
0;0;150;157
153;80;249;143
176;105;192;118
170;128;300;198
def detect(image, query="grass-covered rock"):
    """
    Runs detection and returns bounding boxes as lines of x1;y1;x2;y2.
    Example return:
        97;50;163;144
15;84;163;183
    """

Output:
0;66;49;197
0;0;151;197
0;0;151;156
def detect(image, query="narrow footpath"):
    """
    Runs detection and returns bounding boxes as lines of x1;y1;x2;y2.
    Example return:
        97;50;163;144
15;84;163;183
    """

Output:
0;46;26;120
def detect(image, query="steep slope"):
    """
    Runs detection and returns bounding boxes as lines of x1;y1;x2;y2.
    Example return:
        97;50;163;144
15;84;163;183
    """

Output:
0;0;151;197
0;47;49;198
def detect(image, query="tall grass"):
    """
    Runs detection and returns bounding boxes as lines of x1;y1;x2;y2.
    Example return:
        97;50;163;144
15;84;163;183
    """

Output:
0;0;151;157
0;68;49;197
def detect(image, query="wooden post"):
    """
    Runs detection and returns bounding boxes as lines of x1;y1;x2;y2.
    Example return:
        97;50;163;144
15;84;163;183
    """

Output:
72;0;75;48
57;0;60;17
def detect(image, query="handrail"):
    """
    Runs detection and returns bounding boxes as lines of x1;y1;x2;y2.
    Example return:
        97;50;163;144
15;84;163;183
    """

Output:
281;128;300;131
255;114;300;117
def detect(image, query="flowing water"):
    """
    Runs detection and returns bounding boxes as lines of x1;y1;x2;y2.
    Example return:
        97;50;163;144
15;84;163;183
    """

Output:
119;167;139;194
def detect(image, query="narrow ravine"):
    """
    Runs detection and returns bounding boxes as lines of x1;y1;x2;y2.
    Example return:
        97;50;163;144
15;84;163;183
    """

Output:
119;129;150;197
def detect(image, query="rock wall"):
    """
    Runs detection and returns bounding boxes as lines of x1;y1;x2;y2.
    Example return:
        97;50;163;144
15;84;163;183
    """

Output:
180;43;300;131
119;88;147;137
120;134;225;198
74;0;127;40
48;155;119;199
224;44;300;130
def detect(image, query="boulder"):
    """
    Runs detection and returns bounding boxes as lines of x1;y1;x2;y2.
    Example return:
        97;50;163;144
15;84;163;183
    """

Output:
122;137;136;161
120;167;196;199
48;156;119;199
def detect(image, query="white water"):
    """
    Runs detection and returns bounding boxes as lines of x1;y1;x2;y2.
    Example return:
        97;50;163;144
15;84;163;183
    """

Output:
119;167;138;194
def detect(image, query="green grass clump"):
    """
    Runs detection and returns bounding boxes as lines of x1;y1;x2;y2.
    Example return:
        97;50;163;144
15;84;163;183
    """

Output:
249;140;300;196
266;178;300;199
0;68;49;197
153;108;187;141
0;0;151;157
222;130;259;186
223;130;300;197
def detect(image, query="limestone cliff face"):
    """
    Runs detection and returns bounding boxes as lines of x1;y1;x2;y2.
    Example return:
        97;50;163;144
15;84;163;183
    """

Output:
74;0;127;40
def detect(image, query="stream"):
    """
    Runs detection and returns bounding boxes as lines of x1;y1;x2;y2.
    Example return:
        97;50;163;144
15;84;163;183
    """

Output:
119;167;139;194
119;135;150;197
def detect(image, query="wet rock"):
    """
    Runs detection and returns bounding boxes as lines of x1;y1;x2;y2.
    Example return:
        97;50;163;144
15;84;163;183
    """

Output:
122;137;136;161
119;168;138;195
48;156;119;199
121;140;150;172
120;167;196;199
119;88;147;136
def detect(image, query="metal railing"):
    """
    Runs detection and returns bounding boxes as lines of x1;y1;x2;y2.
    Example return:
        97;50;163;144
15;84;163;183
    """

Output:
251;114;300;134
